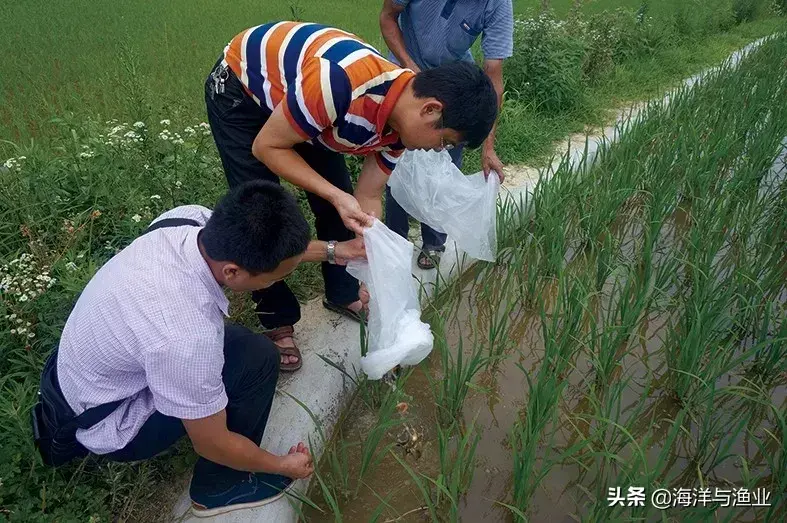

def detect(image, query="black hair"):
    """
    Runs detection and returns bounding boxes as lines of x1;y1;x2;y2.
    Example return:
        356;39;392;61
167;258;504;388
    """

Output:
412;61;498;149
201;181;310;273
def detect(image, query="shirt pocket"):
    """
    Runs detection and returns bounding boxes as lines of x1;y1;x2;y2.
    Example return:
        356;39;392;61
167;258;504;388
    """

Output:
446;19;481;59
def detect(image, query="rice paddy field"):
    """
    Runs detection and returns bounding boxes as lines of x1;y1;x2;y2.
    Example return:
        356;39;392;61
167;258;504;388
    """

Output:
298;34;787;522
1;0;786;522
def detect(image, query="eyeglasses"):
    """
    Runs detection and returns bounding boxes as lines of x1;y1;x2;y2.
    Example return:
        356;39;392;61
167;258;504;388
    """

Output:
441;132;465;151
438;116;465;151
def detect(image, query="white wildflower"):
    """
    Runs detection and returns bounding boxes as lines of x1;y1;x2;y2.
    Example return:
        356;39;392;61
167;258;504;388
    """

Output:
131;214;142;223
160;119;171;126
8;313;16;320
28;332;35;339
10;329;16;335
150;194;161;200
133;121;146;128
175;180;182;189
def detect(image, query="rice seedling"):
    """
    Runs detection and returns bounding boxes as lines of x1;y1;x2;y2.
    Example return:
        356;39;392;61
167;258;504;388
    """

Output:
509;271;590;517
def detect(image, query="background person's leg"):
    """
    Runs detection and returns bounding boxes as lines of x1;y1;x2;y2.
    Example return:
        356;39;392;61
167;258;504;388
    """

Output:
191;324;280;488
384;184;412;241
294;143;359;308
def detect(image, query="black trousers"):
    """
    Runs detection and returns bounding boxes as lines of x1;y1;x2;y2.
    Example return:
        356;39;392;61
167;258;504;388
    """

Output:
106;325;279;488
204;58;358;329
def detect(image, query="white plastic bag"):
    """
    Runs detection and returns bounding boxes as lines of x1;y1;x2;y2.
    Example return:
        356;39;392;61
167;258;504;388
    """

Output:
388;149;499;261
346;220;433;380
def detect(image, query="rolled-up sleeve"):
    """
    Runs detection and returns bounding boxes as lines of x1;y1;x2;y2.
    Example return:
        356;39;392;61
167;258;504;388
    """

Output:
144;336;228;420
375;148;405;175
482;0;514;60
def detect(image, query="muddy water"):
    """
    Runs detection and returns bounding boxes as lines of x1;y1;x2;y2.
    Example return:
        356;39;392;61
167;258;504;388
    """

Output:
304;143;787;521
304;273;785;522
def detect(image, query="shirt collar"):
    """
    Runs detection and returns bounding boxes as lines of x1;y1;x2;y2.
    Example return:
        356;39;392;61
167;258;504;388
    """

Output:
184;227;230;317
376;70;415;137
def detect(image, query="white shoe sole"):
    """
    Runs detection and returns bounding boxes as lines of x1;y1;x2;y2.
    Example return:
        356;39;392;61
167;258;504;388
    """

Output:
190;484;292;518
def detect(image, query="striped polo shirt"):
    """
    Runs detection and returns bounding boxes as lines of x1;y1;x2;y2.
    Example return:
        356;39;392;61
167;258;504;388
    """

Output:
223;22;412;174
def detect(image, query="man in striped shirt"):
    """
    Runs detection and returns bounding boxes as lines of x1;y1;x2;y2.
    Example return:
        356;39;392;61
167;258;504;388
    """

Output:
380;0;514;269
205;21;498;367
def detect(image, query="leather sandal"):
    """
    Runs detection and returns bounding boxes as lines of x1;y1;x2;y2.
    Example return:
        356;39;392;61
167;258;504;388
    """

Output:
417;248;443;270
322;299;365;323
263;326;302;372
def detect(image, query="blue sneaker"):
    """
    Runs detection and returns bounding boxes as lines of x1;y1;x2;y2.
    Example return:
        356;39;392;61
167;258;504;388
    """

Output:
190;472;293;518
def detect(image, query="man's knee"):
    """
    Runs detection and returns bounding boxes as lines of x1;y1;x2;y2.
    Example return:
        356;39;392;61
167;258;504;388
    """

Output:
224;325;280;387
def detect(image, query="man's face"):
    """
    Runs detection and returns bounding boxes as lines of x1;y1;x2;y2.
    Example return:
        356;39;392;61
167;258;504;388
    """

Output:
221;254;303;292
397;100;465;152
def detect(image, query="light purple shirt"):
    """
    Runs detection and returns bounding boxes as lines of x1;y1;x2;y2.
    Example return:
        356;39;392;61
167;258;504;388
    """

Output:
57;205;230;454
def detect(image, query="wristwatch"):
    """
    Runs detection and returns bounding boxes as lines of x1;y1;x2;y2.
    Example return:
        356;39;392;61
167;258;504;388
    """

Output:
326;241;337;265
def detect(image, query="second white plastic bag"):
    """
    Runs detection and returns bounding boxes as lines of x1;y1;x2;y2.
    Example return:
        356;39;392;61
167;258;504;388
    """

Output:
387;149;499;261
346;220;433;380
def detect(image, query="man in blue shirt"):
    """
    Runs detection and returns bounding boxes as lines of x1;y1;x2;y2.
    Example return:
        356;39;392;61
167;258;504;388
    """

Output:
380;0;513;269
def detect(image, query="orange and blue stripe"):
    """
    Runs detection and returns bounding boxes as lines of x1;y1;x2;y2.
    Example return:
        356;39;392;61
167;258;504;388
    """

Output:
223;22;412;174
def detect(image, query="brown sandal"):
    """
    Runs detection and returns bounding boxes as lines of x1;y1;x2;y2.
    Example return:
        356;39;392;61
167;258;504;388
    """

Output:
263;326;302;372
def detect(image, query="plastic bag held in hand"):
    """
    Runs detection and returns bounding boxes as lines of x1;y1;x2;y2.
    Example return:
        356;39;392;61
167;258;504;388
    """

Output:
387;149;499;261
346;220;434;380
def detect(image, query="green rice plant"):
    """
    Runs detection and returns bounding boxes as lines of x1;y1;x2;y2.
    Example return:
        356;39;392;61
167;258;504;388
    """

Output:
746;303;787;387
433;420;481;521
353;384;408;497
388;420;480;522
509;271;589;518
427;310;490;428
282;391;353;503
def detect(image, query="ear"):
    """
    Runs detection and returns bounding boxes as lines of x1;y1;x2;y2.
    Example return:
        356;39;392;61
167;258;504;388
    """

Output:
221;263;242;283
420;100;444;121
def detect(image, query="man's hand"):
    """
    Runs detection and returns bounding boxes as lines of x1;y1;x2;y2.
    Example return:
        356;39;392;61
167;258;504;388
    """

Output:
482;147;505;183
331;192;373;235
277;442;313;479
334;237;366;265
358;283;370;312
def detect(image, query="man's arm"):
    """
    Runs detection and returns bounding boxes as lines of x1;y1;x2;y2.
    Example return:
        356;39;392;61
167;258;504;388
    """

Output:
253;104;372;235
380;0;420;72
480;0;513;179
482;59;505;179
354;154;390;222
302;238;366;264
183;410;313;478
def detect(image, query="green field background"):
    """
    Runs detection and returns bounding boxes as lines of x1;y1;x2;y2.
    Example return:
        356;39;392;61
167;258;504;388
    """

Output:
0;0;671;143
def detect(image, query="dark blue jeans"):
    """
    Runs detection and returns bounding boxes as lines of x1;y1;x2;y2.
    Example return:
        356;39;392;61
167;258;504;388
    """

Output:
385;146;463;250
105;324;279;490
